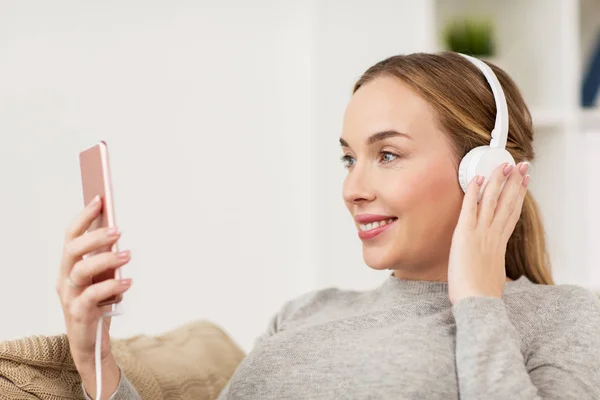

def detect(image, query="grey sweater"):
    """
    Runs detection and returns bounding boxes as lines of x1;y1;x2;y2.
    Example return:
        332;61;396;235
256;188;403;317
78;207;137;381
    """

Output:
96;274;600;399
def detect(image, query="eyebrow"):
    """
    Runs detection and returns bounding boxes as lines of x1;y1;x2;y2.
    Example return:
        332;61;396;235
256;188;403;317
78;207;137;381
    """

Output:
339;130;411;148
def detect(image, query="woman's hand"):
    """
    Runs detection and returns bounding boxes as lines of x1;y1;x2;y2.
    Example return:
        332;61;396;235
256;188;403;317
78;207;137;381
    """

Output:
448;161;530;305
55;195;132;367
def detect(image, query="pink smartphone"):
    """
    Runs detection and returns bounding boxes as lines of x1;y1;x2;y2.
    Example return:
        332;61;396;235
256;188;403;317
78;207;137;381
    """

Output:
79;141;122;306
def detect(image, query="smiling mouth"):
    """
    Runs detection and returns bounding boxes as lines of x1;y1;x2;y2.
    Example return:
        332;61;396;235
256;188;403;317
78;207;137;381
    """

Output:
358;218;397;232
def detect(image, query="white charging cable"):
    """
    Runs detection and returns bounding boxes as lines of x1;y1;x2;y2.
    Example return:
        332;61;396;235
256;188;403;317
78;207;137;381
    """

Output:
95;303;122;400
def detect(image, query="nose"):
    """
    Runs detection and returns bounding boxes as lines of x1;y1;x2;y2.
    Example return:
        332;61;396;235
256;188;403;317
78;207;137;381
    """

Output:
342;164;376;206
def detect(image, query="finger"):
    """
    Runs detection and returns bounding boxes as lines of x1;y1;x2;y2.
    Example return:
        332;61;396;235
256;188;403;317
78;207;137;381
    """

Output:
60;196;104;276
502;174;530;242
457;175;483;229
493;162;529;232
61;227;121;275
70;279;132;323
64;195;103;242
478;162;513;228
69;250;131;289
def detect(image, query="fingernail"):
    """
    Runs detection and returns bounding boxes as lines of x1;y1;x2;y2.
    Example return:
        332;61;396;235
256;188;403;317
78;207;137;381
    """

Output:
117;250;130;259
120;278;132;286
90;195;100;206
522;174;530;188
476;176;485;186
503;163;514;176
519;162;530;175
107;227;120;237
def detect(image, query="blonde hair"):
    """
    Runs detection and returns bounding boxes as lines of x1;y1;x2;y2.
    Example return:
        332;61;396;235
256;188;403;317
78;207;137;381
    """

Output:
353;52;553;285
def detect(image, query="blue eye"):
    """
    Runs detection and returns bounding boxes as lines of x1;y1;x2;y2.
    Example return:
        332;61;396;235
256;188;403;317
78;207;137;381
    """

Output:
380;151;398;163
340;155;355;169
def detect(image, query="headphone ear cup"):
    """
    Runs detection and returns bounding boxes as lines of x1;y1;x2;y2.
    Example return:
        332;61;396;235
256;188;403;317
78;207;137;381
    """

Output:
458;146;488;193
458;152;471;192
458;146;516;197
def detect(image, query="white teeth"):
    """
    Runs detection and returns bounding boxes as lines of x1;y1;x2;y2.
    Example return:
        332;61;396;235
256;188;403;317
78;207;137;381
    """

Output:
359;218;395;232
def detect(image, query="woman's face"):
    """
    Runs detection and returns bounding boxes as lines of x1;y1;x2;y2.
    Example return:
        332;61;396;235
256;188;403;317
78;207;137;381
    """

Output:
341;76;464;280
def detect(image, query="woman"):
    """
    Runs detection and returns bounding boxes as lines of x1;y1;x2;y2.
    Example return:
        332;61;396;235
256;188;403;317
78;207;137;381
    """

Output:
57;52;600;399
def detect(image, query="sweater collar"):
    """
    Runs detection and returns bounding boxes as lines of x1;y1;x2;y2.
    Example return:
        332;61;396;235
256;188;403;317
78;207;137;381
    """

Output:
378;273;532;298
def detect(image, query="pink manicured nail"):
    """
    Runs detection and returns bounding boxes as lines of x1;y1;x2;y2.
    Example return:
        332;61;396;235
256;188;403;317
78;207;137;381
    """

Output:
120;279;132;286
117;250;130;259
476;176;485;186
90;195;100;207
107;227;120;237
519;162;530;175
503;164;514;176
522;174;530;187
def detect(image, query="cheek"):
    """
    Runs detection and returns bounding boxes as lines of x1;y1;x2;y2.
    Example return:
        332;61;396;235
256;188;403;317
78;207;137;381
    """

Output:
413;165;463;238
384;162;461;214
423;164;461;203
383;173;422;211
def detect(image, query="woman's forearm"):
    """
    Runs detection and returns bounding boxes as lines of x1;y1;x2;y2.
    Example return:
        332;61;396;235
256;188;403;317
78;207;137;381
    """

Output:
453;294;600;399
453;296;542;399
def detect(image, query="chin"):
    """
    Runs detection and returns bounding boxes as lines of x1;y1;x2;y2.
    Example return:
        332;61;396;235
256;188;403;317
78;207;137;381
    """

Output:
362;245;398;271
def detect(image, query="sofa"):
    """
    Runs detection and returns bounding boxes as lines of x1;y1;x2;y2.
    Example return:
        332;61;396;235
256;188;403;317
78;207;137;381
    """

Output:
0;321;245;399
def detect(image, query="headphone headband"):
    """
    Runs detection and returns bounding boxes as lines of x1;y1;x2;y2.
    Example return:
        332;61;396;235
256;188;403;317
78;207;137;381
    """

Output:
459;54;509;149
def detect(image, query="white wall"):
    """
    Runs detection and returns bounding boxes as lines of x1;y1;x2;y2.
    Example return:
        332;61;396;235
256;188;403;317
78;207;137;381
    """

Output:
313;0;435;291
584;129;600;288
0;0;320;352
0;0;431;352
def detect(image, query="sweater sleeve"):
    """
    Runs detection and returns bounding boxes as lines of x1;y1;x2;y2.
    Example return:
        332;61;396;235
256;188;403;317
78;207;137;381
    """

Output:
82;367;141;400
452;287;600;399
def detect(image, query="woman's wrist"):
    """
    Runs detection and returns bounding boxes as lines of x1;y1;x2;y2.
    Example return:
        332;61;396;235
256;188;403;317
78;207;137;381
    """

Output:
77;353;121;400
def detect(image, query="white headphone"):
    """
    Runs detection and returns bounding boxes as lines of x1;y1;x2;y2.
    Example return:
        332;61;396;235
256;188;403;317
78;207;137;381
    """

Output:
457;54;515;198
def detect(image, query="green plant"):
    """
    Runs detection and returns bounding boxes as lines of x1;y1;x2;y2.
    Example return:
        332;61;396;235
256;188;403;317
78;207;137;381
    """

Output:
443;18;495;57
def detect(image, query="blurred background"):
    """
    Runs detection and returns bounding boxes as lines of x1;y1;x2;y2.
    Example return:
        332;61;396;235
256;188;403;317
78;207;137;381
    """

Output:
1;0;599;352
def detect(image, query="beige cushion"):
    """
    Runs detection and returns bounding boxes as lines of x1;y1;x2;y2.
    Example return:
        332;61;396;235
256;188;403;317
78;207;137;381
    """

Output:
0;320;245;399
